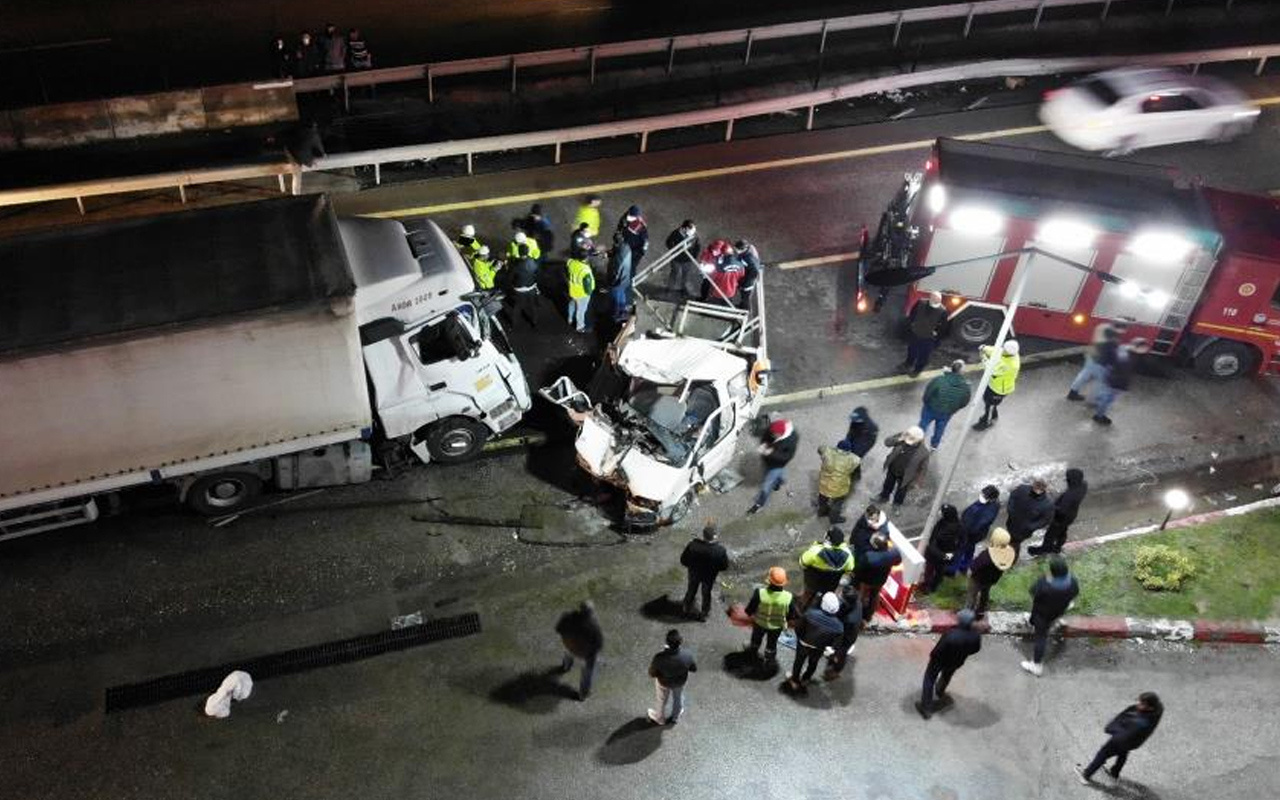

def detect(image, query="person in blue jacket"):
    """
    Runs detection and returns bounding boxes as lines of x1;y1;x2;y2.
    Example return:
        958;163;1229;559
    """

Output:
954;485;1001;574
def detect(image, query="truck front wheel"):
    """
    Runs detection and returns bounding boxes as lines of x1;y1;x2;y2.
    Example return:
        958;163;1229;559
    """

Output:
186;473;263;516
425;417;490;463
1194;340;1259;380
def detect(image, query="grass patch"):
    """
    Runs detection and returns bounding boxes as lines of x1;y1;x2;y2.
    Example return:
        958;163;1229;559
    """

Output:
926;508;1280;621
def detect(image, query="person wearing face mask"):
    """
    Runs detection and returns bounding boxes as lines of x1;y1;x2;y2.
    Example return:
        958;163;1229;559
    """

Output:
901;290;949;377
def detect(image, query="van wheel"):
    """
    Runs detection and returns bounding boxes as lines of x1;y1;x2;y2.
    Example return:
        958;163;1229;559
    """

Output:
186;473;263;516
666;490;696;526
951;308;1004;347
1194;340;1259;380
425;417;490;463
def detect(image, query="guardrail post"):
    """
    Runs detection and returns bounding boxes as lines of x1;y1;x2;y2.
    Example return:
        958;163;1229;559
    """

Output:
374;163;381;185
427;66;435;103
1191;62;1200;74
466;153;474;175
342;76;350;113
806;105;816;130
1034;0;1046;29
725;118;735;142
75;196;85;215
667;39;676;75
277;174;287;194
290;168;301;195
1257;56;1269;76
589;48;597;85
818;21;829;54
554;142;562;165
510;57;518;94
178;184;187;204
744;30;754;65
1101;0;1112;21
963;5;976;38
893;12;905;46
640;131;649;153
1165;0;1175;15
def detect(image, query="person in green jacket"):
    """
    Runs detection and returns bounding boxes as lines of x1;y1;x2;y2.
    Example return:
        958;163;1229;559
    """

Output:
973;339;1021;431
919;359;972;449
816;439;861;523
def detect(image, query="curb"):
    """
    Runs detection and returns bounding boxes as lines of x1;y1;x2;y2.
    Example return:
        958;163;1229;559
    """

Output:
866;609;1280;646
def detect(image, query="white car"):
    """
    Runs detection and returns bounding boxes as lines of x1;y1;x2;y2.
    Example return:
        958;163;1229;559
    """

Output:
1039;68;1259;155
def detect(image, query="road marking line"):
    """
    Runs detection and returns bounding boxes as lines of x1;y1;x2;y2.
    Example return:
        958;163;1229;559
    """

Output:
761;345;1084;406
368;124;1051;218
777;252;859;270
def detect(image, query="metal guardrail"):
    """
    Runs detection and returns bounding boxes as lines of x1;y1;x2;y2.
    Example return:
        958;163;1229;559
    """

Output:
303;44;1280;187
1;41;1276;214
291;0;1245;108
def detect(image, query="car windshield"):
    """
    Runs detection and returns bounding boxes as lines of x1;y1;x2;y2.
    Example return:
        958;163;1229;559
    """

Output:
1076;77;1121;107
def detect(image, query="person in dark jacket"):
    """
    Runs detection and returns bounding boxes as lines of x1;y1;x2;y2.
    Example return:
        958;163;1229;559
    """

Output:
920;504;962;594
521;204;556;261
270;35;294;78
647;629;697;725
1021;556;1079;676
823;587;864;680
1005;479;1054;555
901;291;949;377
854;530;900;623
734;239;763;310
919;360;972;449
916;608;983;718
878;426;930;507
1093;338;1148;426
617;204;649;268
748;418;798;514
850;503;887;562
606;231;634;323
294;30;322;77
346;28;372;70
680;524;730;620
786;592;844;692
664;220;700;296
845;406;879;460
320;23;346;73
1077;692;1164;783
965;528;1017;618
954;485;1000;575
555;601;603;700
508;244;543;329
1067;321;1124;402
1029;469;1088;556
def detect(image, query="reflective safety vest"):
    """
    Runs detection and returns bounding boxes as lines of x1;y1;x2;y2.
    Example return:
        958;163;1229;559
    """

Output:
508;238;542;262
566;258;594;299
753;586;793;631
575;204;601;238
456;236;483;260
981;346;1021;396
471;256;498;290
799;542;855;574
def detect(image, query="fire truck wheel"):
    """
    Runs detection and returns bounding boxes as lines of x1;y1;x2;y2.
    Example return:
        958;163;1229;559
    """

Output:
951;308;1003;347
424;417;490;463
1194;340;1259;380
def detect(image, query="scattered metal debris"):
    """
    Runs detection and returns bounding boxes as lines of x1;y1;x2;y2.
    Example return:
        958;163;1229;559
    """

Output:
391;611;424;630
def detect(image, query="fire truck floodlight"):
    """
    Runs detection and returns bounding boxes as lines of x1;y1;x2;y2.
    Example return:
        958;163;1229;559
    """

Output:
1119;281;1142;298
948;206;1004;236
927;184;947;214
1038;218;1097;249
1145;289;1170;310
1128;230;1193;263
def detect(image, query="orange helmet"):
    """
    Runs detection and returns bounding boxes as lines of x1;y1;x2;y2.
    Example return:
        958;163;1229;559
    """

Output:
767;567;788;587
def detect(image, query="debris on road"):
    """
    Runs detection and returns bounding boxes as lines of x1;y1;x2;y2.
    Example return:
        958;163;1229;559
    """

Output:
204;671;254;719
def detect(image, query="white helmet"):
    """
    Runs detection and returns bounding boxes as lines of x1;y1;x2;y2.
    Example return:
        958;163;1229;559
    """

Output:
514;231;527;243
461;224;476;237
1003;340;1020;356
478;245;490;257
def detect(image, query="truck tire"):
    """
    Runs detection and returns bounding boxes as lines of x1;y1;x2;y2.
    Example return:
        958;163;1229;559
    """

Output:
1194;340;1259;380
425;417;490;463
951;307;1003;347
186;473;263;516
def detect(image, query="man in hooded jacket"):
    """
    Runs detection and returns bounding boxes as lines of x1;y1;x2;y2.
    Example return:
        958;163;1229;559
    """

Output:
1006;478;1055;556
916;608;983;719
1021;556;1079;676
1078;693;1164;784
798;528;855;609
1029;469;1088;556
844;406;879;459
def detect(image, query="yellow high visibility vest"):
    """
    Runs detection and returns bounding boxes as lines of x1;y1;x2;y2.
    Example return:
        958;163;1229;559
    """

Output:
566;258;593;299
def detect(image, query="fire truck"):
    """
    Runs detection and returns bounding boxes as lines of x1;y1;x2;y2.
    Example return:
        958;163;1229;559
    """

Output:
873;138;1280;379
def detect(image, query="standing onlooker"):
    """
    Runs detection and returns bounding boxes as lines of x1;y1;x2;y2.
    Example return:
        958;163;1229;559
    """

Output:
555;601;603;700
1029;469;1088;557
1092;338;1148;426
743;567;798;663
823;587;864;680
647;629;697;725
569;222;596;260
575;195;602;238
664;220;700;296
346;29;372;70
295;31;322;78
965;528;1017;618
565;255;595;334
606;231;633;323
270;36;294;78
816;439;860;523
850;503;887;562
798;528;855;610
679;524;729;620
972;339;1020;430
901;291;949;377
955;485;1001;574
617;205;649;270
747;418;798;515
854;530;900;623
920;504;962;594
1021;556;1079;677
1077;693;1164;784
1005;478;1055;556
916;608;983;719
734;239;763;310
845;406;879;459
786;592;843;692
919;360;972;449
878;426;930;507
321;23;347;73
521;204;555;261
1067;321;1125;402
508;244;543;329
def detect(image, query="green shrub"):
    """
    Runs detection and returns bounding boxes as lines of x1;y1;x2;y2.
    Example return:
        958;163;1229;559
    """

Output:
1133;544;1196;591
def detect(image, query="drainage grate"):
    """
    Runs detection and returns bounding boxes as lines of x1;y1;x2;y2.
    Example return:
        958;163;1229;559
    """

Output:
104;612;481;713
